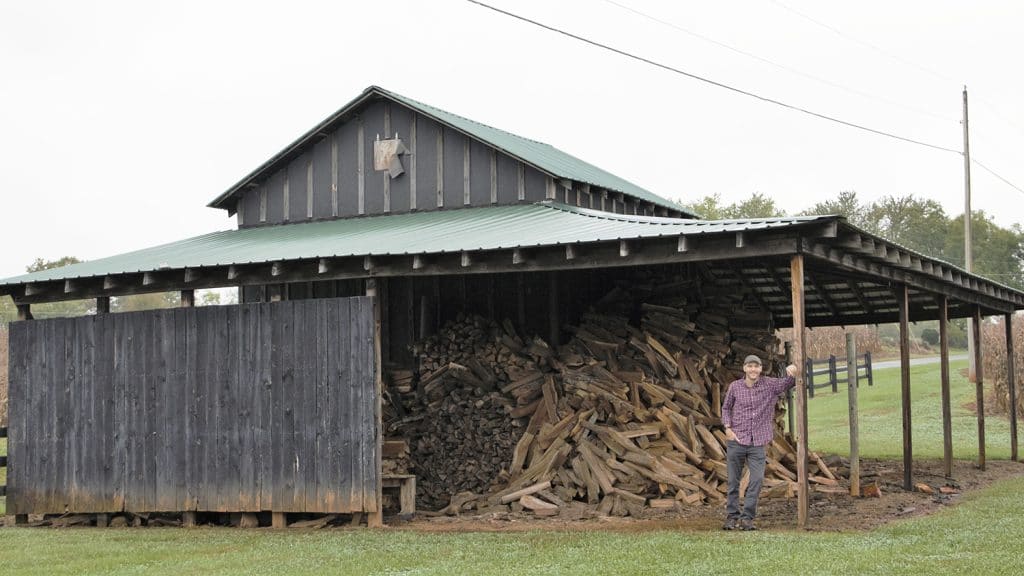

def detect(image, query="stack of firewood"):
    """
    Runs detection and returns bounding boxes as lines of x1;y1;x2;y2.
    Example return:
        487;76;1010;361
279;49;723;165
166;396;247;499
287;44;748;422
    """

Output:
391;282;840;516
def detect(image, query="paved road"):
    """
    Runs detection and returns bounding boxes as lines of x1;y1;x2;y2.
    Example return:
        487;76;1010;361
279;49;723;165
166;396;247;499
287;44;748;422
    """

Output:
872;353;969;371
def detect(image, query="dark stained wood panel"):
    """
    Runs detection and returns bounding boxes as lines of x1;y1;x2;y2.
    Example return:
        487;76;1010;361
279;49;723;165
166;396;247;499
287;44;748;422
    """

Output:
6;297;377;515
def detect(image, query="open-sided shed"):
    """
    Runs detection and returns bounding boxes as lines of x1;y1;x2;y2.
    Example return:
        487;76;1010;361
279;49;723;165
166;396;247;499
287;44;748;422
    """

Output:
2;86;1021;527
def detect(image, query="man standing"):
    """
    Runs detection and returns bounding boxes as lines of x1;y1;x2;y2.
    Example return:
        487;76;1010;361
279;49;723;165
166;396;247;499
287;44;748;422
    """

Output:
721;354;798;531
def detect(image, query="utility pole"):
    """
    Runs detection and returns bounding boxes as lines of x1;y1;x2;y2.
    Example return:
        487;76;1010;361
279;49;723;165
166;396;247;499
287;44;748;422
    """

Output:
963;86;976;382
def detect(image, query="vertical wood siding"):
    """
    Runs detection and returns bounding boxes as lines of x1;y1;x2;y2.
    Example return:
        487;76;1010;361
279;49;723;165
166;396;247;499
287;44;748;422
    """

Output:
6;297;378;515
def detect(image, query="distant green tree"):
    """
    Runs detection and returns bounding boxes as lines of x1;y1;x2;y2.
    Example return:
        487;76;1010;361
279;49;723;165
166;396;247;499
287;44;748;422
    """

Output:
680;192;785;219
944;211;1024;291
921;327;940;346
800;190;867;224
862;195;950;259
113;292;179;312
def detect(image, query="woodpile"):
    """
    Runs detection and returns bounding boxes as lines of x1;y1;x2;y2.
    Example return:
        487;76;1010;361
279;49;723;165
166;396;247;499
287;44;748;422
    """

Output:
387;281;841;516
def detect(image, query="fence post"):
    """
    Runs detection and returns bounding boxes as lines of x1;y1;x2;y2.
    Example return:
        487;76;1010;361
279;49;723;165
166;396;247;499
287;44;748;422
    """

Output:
806;358;815;398
829;354;838;393
865;351;873;386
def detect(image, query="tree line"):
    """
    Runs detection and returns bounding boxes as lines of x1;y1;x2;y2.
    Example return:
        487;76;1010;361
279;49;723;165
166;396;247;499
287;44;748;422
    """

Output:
680;191;1024;291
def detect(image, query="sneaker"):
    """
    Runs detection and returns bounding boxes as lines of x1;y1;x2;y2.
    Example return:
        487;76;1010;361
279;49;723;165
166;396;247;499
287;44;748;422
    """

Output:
739;520;757;531
722;518;738;531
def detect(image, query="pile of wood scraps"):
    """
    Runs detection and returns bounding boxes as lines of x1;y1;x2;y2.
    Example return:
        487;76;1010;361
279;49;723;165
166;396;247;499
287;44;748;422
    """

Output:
388;284;844;517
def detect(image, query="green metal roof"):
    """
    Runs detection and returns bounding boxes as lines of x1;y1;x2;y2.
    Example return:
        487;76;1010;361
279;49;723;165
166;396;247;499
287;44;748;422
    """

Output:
208;86;694;216
1;202;827;286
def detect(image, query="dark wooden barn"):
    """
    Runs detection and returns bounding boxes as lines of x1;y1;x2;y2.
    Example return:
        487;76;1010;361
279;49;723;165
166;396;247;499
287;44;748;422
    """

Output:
2;86;1021;528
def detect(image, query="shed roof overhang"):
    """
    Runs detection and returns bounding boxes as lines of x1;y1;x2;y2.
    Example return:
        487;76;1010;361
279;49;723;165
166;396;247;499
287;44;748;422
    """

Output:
2;202;1022;323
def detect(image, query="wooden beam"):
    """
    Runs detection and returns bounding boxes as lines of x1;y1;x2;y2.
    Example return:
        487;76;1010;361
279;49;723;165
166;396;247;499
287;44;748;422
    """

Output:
143;272;158;286
366;278;384;528
317;258;330;274
512;248;525;265
16;303;32;321
271;262;285;277
846;332;860;497
790;254;809;528
64;279;77;294
103;276;119;290
364;256;375;271
412;255;426;270
227;265;241;280
181;289;195;308
677;235;689;253
96;296;110;314
619;240;630;258
973;305;985;471
565;244;577;261
184;268;202;283
1007;313;1019;462
735;232;745;248
460;251;472;268
939;295;953;478
898;283;913;490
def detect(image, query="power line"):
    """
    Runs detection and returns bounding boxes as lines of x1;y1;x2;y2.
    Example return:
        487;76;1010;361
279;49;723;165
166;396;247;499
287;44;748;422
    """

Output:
601;0;958;123
466;0;961;155
767;0;1024;138
972;159;1024;195
466;1;1024;198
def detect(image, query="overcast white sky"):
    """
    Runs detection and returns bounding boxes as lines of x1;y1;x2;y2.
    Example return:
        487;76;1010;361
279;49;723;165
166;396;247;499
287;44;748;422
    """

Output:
2;0;1022;279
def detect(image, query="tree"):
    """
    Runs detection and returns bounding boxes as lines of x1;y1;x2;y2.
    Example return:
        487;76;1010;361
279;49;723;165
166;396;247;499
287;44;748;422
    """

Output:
944;211;1024;291
862;195;950;260
680;192;785;219
113;292;179;312
800;190;866;224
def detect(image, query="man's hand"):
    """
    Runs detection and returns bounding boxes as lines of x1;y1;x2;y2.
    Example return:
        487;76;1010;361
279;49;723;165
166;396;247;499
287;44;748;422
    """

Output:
785;364;798;378
725;427;737;442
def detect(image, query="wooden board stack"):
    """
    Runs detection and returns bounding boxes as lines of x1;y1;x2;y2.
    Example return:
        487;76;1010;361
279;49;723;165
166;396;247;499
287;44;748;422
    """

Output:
390;283;841;516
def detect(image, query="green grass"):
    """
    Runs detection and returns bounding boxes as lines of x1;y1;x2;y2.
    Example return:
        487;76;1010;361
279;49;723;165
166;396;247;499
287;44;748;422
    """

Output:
1;437;6;515
806;359;1013;459
0;475;1022;575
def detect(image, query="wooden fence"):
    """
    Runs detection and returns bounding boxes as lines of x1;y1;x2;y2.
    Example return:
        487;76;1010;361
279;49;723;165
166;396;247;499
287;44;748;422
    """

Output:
5;297;378;516
806;352;873;397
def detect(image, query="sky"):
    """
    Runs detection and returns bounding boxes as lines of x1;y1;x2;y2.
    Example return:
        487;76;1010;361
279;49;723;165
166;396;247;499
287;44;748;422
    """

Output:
2;0;1022;279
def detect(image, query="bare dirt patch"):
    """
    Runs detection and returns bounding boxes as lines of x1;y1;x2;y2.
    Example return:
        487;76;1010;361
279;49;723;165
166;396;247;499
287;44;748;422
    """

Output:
391;458;1024;533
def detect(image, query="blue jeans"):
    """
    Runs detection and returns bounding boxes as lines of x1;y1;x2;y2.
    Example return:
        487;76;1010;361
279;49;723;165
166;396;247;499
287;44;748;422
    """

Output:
725;440;766;521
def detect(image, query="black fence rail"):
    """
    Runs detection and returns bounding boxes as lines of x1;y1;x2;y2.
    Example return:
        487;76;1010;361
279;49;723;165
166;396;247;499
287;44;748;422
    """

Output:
806;352;873;397
1;426;7;498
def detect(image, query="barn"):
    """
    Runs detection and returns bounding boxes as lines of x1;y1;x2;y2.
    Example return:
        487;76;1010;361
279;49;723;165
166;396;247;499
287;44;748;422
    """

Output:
2;86;1021;528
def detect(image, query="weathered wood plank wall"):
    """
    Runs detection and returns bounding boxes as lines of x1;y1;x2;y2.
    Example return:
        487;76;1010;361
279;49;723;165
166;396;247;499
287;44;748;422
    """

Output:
6;297;377;515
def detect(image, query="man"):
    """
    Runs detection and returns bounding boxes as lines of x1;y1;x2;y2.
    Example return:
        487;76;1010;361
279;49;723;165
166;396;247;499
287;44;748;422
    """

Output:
720;354;798;531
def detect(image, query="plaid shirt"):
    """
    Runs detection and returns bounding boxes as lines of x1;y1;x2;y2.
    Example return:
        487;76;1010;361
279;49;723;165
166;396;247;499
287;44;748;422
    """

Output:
721;375;795;446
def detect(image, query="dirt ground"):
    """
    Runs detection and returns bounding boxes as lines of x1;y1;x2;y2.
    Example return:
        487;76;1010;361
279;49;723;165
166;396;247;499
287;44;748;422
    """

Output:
393;458;1024;533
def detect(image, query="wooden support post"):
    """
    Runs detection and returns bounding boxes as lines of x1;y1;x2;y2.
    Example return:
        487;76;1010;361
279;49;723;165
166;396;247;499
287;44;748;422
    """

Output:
366;279;384;529
846;332;860;497
1007;313;1018;462
898;284;913;490
96;296;110;314
790;254;809;528
16;304;32;321
96;514;109;528
973;305;985;471
181;289;195;308
784;341;794;435
939;296;953;477
516;273;526;330
548;272;559;347
272;512;287;528
183;511;197;527
14;514;28;525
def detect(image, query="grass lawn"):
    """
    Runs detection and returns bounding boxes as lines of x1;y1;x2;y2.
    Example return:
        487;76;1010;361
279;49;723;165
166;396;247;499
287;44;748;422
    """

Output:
0;475;1022;575
805;359;1013;460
